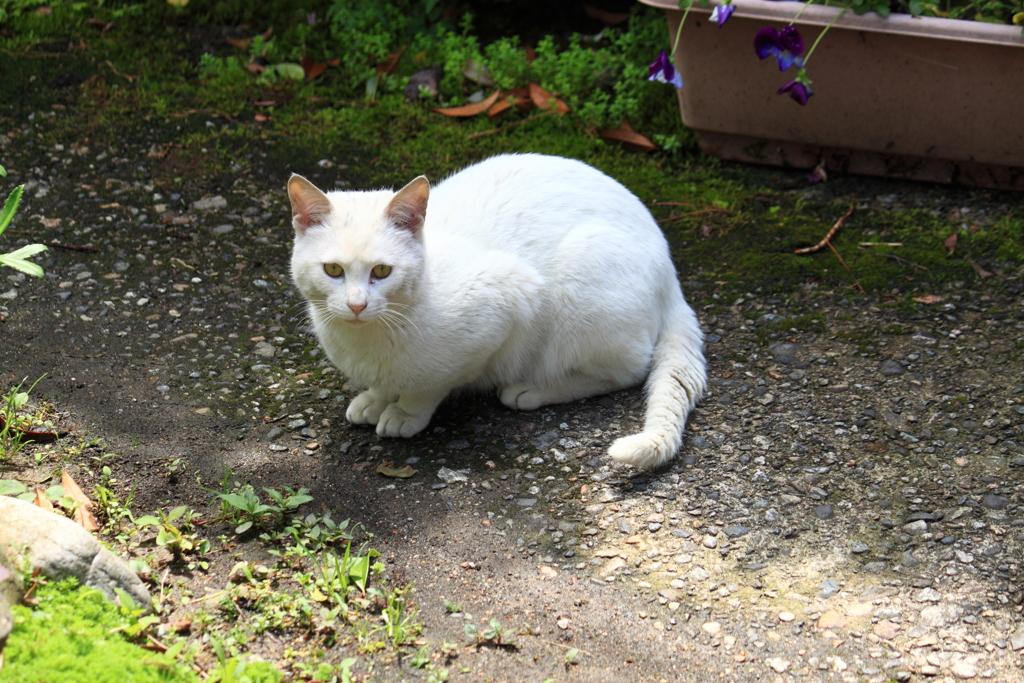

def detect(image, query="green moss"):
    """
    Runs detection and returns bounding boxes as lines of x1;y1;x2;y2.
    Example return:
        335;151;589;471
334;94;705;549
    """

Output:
3;580;197;683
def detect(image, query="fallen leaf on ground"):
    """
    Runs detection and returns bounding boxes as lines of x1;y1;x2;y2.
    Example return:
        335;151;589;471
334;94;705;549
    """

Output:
33;487;54;512
376;461;417;478
598;121;657;152
376;46;406;76
912;294;945;304
62;470;100;531
487;88;530;117
433;90;502;117
943;232;958;254
300;55;328;80
529;83;569;115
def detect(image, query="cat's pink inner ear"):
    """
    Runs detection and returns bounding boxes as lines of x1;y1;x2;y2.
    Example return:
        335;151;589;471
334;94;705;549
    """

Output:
385;176;430;233
288;175;331;234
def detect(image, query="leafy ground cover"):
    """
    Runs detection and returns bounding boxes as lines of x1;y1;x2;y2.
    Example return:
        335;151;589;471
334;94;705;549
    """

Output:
1;2;1023;683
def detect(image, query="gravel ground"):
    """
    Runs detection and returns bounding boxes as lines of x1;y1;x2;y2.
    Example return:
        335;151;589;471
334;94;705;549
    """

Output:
2;105;1024;683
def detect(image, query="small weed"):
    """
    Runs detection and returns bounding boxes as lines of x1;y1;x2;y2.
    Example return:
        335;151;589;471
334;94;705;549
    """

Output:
465;618;515;648
135;505;211;562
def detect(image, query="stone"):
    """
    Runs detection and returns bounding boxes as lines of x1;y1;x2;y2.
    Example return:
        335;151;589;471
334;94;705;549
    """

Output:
765;657;790;673
597;490;623;504
688;567;709;582
880;360;905;376
981;494;1011;510
723;525;749;538
903;520;928;536
192;195;228;211
951;661;978;679
1008;627;1024;651
702;535;718;549
0;496;151;611
863;561;888;574
818;578;840;598
817;610;847;629
437;467;469;484
701;621;721;635
873;620;900;640
919;603;964;628
814;505;834;520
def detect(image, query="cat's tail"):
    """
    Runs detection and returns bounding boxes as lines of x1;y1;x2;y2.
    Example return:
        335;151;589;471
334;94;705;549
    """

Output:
607;296;706;469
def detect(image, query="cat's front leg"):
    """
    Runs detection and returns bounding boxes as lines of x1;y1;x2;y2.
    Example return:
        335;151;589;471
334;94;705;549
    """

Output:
346;388;396;425
376;392;446;438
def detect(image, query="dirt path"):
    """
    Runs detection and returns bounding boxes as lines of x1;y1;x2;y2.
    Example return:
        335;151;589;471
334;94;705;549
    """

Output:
2;103;1024;683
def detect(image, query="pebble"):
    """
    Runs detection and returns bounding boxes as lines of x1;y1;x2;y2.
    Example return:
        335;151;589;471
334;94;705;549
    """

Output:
981;494;1011;510
778;612;795;622
702;535;717;549
879;360;905;376
813;505;834;520
951;661;978;679
437;467;468;484
818;578;840;598
701;621;720;635
517;499;537;507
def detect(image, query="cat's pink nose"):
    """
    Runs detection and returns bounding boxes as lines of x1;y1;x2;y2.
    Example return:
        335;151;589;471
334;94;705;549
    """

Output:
349;303;366;315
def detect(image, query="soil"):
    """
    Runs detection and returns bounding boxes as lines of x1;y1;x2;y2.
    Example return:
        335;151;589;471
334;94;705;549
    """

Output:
2;80;1024;683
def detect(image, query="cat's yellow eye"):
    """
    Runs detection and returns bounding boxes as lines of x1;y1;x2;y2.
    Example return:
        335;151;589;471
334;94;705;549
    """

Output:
323;263;344;278
371;264;392;279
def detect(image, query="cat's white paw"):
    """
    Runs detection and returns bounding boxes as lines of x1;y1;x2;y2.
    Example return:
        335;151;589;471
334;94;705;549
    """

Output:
346;390;389;425
376;404;431;438
499;384;545;411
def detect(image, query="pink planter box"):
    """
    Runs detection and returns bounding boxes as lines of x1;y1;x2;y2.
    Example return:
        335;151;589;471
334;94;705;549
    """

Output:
641;0;1024;189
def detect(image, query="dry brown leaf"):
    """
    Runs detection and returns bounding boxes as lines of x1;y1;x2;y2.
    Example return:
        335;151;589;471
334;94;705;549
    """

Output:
227;37;251;50
598;124;657;152
33;487;54;512
943;232;958;254
912;294;945;304
300;55;328;80
583;4;632;26
376;461;417;478
528;83;569;115
62;471;100;531
376;46;406;76
433;90;502;117
525;45;537;63
487;89;531;117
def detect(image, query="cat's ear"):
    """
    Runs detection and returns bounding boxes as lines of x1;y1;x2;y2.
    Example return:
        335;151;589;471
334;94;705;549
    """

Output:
288;174;332;234
384;176;429;234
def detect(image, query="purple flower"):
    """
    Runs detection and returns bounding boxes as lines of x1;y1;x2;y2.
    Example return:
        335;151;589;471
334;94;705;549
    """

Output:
308;12;316;25
778;78;813;105
648;50;683;89
754;26;805;71
709;3;736;26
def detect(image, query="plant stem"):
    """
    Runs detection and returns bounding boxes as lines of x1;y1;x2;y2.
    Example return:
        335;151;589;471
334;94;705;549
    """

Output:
803;7;848;65
670;1;696;54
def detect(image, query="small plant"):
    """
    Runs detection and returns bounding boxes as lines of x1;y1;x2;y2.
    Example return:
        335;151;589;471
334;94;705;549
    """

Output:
215;484;313;534
135;505;211;561
0;375;46;460
465;617;515;647
0;164;47;276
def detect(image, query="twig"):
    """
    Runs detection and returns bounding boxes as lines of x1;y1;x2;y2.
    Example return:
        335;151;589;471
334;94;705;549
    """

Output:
858;247;928;271
859;242;903;247
657;208;732;223
45;241;99;252
466;112;551;139
827;241;866;294
794;202;855;254
170;257;197;271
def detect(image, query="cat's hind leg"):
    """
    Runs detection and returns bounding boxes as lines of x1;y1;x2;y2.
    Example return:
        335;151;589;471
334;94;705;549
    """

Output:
500;371;639;412
346;388;396;425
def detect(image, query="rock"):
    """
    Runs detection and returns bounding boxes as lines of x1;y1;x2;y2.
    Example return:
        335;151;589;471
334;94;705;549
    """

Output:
873;620;900;640
597;490;623;504
600;557;626;576
919;603;964;628
778;611;795;622
768;342;807;359
903;520;928;536
0;548;23;644
192;195;228;211
702;535;718;549
981;494;1011;510
765;657;790;673
880;360;905;376
254;341;277;358
818;578;840;598
517;499;537;507
951;661;978;679
814;505;834;520
688;567;709;582
863;561;888;574
437;467;469;484
403;66;441;100
701;621;721;635
0;496;151;611
723;525;749;538
1008;627;1024;651
817;610;847;629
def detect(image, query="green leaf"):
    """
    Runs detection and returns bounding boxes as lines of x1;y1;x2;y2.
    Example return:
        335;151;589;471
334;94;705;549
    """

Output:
349;553;371;592
217;493;253;510
0;253;45;278
0;479;27;495
135;515;160;527
235;520;253;534
0;185;23;235
166;505;187;522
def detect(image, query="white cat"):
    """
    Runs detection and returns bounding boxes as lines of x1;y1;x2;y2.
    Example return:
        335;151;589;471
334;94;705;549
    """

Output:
288;153;706;469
